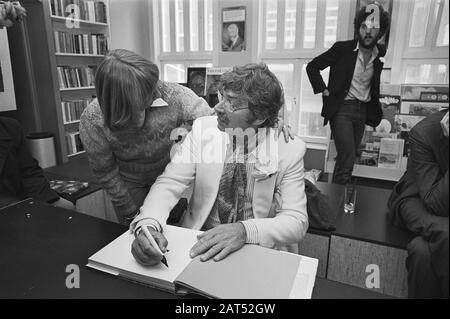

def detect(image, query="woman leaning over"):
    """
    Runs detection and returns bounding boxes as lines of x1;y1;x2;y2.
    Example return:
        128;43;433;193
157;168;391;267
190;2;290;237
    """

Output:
79;49;214;225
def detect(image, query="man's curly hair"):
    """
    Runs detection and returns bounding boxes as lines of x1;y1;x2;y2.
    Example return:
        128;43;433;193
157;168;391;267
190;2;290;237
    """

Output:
218;63;284;128
354;2;391;39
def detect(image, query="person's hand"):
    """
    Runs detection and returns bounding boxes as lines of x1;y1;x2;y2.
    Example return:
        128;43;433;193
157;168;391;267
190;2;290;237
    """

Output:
53;197;75;210
277;119;295;143
322;89;330;97
441;111;449;138
190;223;246;262
0;1;26;28
131;227;168;266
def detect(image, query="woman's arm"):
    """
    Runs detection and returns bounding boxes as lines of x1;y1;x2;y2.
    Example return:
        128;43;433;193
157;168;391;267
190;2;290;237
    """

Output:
79;107;138;222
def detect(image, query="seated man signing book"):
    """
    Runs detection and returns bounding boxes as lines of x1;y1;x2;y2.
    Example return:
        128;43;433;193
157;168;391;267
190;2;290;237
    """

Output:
130;63;308;265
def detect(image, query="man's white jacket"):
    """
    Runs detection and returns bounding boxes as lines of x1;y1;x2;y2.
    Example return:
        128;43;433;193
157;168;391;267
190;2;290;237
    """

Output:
131;116;308;253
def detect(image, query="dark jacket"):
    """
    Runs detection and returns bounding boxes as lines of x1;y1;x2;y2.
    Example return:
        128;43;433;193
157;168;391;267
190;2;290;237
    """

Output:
0;117;59;207
388;111;449;224
306;39;386;126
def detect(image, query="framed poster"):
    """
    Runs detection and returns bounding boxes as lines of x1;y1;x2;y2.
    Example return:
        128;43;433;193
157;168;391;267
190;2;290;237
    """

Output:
187;67;207;97
222;6;246;52
355;0;393;50
205;67;232;107
0;28;16;111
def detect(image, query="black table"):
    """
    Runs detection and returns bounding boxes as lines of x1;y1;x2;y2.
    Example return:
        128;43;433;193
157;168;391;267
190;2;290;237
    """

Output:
43;155;102;204
315;182;413;249
0;199;391;299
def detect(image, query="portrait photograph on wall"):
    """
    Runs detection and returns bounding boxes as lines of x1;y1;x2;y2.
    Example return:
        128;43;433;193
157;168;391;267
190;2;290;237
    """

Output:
0;28;16;112
221;6;246;52
187;67;207;97
355;0;393;50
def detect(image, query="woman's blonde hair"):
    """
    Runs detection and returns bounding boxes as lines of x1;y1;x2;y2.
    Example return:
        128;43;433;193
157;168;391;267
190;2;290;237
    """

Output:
95;49;159;130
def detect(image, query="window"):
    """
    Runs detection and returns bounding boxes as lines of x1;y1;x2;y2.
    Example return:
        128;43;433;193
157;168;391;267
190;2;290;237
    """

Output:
303;0;317;49
436;0;449;46
284;0;297;49
204;0;213;51
408;0;432;47
267;63;296;120
175;0;184;52
161;0;171;52
265;0;277;50
402;0;449;84
299;65;329;139
163;63;185;83
261;0;349;143
190;0;199;51
324;0;338;48
162;62;212;83
157;0;213;81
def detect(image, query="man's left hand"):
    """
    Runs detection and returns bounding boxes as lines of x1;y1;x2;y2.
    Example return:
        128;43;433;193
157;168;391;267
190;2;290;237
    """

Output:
277;119;295;143
190;223;246;262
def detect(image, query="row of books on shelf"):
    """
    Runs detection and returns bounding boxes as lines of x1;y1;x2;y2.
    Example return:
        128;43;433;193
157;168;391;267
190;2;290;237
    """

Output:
54;31;108;55
50;0;107;23
65;132;84;156
57;65;96;89
62;98;93;123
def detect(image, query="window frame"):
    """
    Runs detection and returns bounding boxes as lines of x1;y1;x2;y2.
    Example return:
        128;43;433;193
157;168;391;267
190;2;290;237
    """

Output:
156;0;214;80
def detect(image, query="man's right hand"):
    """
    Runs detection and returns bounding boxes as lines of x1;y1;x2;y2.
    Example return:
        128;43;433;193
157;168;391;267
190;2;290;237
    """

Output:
322;89;330;96
131;227;168;266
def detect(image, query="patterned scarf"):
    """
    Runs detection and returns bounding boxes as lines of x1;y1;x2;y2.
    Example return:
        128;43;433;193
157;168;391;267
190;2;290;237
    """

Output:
215;161;247;224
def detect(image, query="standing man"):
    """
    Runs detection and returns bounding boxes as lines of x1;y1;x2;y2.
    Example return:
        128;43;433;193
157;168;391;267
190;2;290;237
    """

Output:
388;110;448;298
306;3;391;184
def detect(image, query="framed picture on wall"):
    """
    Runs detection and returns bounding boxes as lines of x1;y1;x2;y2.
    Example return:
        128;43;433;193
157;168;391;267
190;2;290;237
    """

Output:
0;28;16;112
221;6;246;52
355;0;393;50
187;67;207;97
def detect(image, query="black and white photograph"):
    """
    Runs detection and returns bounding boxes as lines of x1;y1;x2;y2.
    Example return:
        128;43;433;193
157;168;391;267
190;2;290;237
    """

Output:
221;6;246;52
187;67;207;97
0;0;448;307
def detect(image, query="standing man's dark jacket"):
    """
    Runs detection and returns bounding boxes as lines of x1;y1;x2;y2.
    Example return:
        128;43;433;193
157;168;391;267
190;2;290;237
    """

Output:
306;39;386;126
388;111;449;222
0;117;59;207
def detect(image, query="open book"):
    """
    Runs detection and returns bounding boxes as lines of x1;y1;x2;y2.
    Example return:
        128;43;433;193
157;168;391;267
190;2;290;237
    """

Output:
87;225;318;299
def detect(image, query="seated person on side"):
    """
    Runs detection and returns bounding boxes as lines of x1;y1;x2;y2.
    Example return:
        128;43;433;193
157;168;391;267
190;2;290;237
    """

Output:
130;63;308;264
388;110;449;298
0;117;73;209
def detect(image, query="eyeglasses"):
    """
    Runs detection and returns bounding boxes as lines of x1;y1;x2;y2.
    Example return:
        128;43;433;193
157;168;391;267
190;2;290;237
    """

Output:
217;91;248;113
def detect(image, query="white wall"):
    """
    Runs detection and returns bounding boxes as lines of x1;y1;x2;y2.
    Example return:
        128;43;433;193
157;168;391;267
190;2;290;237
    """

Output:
108;0;152;59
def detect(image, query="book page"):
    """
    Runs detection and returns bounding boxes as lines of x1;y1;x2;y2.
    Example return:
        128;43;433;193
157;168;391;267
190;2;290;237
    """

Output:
175;244;303;299
87;225;201;290
288;254;319;299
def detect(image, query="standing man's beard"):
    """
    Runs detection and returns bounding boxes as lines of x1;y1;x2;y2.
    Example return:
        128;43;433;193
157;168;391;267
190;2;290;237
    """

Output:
358;33;378;49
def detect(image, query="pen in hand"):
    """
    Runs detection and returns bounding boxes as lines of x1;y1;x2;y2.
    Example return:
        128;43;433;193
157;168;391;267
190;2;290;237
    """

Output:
141;226;169;268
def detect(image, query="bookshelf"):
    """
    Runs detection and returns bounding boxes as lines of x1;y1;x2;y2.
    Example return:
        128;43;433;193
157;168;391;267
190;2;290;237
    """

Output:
9;0;110;163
